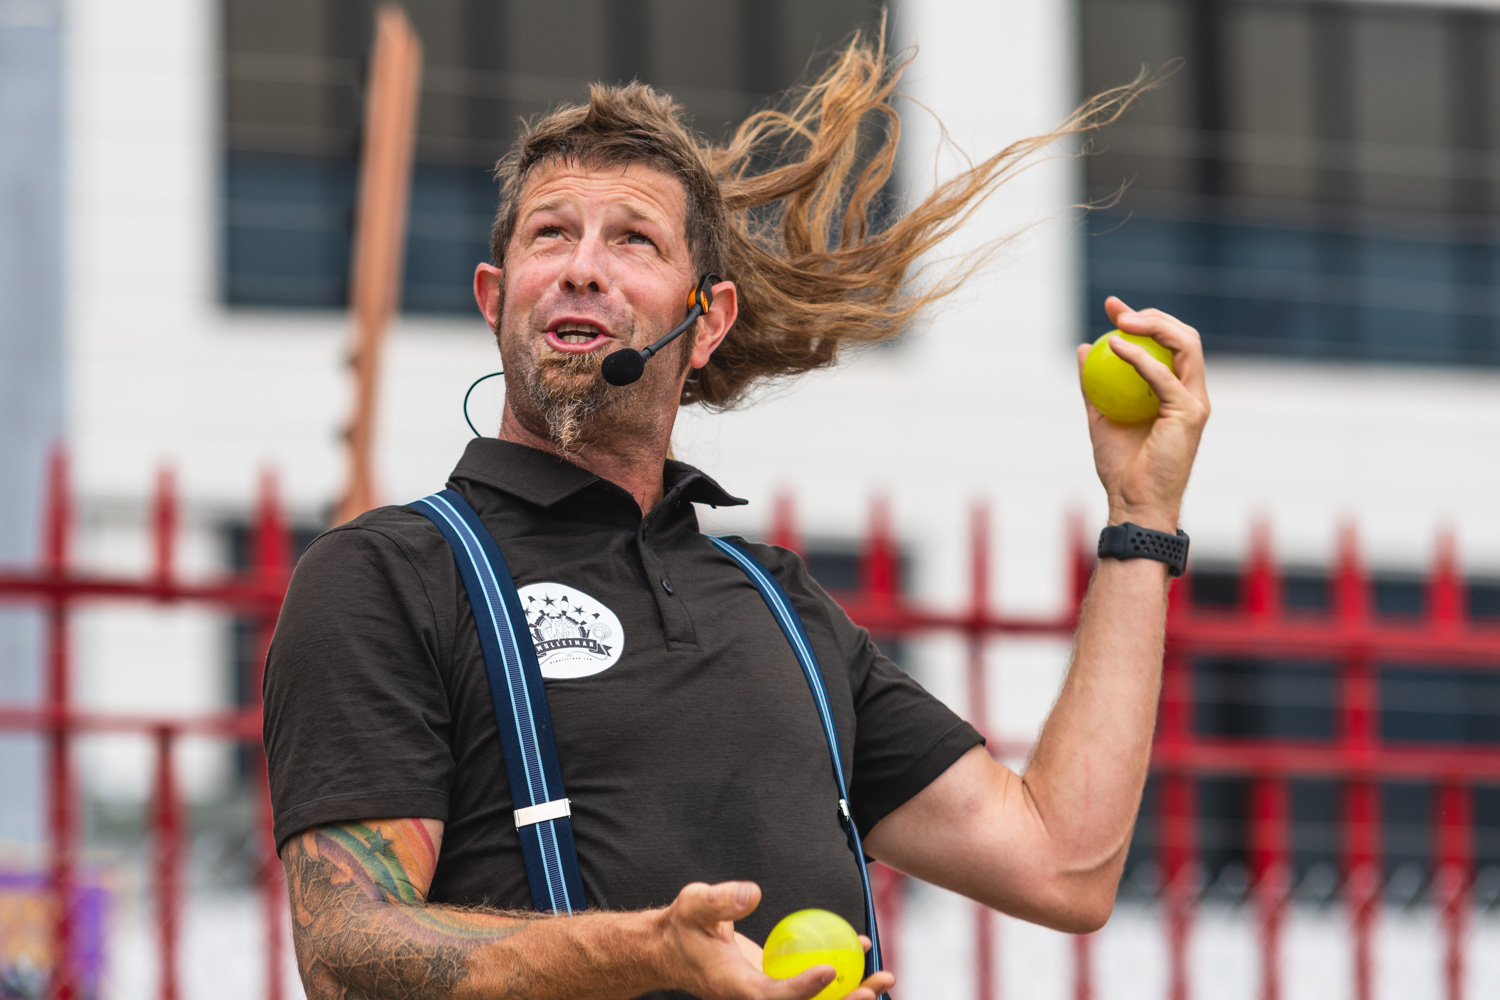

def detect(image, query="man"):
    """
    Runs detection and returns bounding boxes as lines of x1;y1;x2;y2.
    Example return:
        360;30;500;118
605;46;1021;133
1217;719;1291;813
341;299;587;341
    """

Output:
264;38;1209;1000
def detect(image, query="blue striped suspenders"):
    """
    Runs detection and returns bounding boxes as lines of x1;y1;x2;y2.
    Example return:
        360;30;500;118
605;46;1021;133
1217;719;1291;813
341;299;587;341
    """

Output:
411;489;586;914
411;490;883;977
708;537;885;979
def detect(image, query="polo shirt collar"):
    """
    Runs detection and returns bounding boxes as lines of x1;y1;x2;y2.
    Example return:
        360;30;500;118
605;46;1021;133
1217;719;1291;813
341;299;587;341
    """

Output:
450;438;747;510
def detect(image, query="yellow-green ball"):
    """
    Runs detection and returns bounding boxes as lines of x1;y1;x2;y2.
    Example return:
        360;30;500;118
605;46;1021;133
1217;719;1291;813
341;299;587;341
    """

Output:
1081;330;1175;424
762;909;864;1000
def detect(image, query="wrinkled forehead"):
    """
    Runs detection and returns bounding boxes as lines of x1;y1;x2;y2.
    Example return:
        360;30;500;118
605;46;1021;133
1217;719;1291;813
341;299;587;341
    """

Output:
514;156;691;232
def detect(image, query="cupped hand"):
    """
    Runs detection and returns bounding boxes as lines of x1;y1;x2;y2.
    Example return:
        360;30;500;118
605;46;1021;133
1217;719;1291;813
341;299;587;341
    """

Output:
735;932;895;1000
659;882;895;1000
1077;296;1211;531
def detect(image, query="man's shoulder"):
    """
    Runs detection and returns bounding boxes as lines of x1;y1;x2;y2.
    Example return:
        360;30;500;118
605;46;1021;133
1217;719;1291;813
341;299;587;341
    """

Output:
710;534;828;601
294;502;453;581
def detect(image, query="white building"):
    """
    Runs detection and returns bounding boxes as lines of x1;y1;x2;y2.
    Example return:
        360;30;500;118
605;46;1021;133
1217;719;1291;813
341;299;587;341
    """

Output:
3;0;1500;997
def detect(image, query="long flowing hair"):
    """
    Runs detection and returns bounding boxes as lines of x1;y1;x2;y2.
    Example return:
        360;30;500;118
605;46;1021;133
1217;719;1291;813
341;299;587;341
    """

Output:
490;26;1153;408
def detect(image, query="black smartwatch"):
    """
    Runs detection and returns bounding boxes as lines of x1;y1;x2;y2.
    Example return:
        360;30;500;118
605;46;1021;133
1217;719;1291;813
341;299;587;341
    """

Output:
1097;522;1190;577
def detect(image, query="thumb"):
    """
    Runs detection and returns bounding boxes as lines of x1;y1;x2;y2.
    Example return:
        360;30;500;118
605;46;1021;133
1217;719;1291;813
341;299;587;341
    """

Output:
677;881;761;928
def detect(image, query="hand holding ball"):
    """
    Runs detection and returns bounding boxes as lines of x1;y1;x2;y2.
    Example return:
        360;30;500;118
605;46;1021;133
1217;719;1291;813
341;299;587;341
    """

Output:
762;909;864;1000
1081;330;1175;424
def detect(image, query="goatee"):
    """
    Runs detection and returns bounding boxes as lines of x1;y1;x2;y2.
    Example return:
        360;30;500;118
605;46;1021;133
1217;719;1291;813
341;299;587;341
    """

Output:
527;351;614;455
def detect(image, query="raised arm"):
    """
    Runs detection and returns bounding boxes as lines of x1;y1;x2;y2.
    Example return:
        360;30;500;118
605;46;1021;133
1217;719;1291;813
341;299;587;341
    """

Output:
863;298;1210;933
282;817;892;999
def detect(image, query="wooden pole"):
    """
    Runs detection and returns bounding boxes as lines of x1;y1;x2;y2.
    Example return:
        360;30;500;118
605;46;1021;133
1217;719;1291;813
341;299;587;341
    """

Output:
334;4;423;526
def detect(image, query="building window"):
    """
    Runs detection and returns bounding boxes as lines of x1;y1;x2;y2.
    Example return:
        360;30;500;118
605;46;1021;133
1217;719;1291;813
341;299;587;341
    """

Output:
1122;560;1500;898
222;0;887;314
1080;0;1500;367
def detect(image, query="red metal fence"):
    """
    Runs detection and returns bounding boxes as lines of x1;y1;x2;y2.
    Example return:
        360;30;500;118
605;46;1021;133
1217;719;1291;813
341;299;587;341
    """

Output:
0;453;289;1000
1;454;1498;999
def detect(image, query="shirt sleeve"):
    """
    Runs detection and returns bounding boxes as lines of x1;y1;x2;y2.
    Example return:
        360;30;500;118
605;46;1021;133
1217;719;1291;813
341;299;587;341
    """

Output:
762;547;985;837
262;520;456;852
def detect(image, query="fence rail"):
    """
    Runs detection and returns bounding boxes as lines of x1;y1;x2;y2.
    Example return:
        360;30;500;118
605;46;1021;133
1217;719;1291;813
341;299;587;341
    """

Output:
1;452;1498;999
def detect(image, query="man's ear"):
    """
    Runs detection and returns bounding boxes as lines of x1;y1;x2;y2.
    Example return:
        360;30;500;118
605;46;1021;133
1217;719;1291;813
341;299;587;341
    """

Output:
474;263;504;330
689;279;738;370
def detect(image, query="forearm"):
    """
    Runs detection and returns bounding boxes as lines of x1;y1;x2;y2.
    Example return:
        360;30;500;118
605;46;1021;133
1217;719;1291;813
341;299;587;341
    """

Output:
296;902;664;1000
284;829;670;1000
1022;552;1169;894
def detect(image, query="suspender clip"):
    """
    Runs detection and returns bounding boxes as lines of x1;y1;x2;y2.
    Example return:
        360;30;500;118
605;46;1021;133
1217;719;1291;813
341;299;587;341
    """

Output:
515;797;572;829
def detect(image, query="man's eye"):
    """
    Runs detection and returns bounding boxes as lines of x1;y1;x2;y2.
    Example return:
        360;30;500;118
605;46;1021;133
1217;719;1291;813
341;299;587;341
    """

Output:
537;226;563;239
625;232;654;246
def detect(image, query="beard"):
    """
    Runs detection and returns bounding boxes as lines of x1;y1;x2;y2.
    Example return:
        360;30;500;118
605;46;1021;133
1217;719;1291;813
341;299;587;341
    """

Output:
499;307;693;456
525;350;615;454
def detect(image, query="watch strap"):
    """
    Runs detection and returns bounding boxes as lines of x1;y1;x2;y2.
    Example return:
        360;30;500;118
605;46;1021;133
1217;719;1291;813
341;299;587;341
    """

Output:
1097;522;1190;577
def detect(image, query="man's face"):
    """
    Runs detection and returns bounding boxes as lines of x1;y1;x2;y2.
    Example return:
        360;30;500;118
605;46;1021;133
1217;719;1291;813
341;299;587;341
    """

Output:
487;160;700;452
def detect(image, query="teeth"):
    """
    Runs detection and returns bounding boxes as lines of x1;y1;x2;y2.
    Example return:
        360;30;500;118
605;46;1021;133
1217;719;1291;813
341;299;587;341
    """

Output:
559;333;593;344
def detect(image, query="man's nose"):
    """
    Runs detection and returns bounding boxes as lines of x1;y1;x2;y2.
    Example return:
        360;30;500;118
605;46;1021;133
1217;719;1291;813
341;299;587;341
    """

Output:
560;233;610;294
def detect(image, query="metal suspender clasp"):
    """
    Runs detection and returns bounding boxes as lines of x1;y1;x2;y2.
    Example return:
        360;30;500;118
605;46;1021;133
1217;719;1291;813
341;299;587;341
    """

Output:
838;798;858;852
514;797;572;829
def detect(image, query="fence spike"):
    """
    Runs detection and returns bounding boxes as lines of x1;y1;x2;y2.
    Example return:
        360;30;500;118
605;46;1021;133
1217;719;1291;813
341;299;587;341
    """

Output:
861;496;898;602
969;503;990;618
44;444;70;574
769;492;803;556
253;469;290;586
1068;511;1091;617
1245;518;1281;617
1334;522;1368;621
152;466;177;592
1429;527;1465;628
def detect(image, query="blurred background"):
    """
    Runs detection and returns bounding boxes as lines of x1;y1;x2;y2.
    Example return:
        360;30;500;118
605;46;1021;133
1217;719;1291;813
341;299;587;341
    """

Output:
3;0;1500;997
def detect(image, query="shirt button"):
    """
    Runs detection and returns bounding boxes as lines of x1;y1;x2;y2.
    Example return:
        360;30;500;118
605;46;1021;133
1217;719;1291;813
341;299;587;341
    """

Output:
660;578;674;595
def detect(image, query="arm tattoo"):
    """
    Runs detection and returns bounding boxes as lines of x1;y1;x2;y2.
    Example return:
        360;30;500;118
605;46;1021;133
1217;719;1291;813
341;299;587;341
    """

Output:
284;819;535;999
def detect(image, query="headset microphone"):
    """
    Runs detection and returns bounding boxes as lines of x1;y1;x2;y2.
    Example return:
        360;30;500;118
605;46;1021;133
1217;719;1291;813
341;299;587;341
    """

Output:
601;273;720;387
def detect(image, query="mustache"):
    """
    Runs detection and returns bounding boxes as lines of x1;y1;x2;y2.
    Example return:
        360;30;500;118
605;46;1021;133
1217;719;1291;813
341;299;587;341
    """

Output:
537;348;604;375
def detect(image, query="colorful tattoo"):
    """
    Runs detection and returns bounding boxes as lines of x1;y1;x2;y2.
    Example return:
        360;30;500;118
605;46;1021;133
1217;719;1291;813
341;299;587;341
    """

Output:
283;819;535;999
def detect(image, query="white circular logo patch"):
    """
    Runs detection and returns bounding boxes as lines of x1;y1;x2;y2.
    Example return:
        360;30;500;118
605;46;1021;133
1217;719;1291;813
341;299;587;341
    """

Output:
517;582;625;679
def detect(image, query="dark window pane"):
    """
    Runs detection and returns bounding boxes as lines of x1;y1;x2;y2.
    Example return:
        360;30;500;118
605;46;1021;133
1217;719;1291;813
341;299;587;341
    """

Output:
1383;781;1433;875
1381;668;1500;745
1470;581;1500;620
1198;777;1250;888
1194;657;1336;740
222;0;887;314
1290;778;1340;877
1080;0;1500;368
1373;575;1425;618
1190;568;1239;609
1284;570;1330;612
1477;785;1500;869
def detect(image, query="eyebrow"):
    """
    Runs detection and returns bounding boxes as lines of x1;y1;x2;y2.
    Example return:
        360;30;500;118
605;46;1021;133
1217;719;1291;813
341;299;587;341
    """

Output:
521;196;669;231
520;196;571;223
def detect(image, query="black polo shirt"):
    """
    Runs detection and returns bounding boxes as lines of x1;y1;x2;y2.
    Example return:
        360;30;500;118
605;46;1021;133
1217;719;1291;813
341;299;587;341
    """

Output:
264;439;982;948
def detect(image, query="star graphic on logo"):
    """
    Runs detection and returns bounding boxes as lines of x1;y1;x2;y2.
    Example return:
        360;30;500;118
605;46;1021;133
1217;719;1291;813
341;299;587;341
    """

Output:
366;830;393;855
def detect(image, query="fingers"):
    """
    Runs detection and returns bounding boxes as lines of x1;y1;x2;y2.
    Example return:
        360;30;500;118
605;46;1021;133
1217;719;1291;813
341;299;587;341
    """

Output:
845;971;898;999
675;880;762;928
761;966;838;1000
1106;335;1198;415
1107;300;1210;405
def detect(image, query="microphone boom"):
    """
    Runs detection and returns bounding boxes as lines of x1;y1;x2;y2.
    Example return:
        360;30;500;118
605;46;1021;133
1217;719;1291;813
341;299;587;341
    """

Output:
599;273;720;388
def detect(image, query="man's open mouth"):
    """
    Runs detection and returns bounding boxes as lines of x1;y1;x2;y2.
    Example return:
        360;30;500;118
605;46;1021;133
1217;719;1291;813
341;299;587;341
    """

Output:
545;322;612;353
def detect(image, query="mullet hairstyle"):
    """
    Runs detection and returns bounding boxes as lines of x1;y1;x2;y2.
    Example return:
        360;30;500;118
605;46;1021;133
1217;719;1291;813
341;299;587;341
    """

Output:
489;26;1153;409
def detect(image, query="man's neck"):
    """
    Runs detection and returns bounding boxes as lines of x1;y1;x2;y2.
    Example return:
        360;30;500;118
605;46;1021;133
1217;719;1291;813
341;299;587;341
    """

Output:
497;406;672;514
